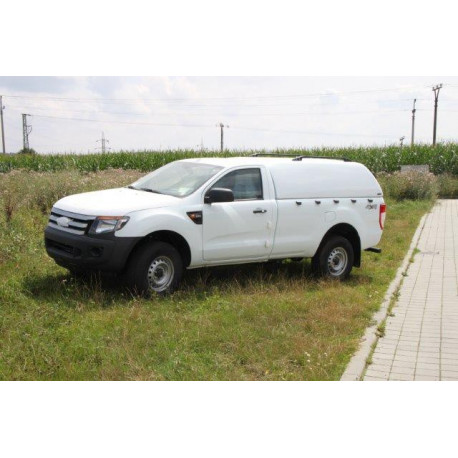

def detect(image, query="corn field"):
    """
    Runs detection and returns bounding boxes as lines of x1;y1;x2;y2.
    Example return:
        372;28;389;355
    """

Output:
0;143;457;175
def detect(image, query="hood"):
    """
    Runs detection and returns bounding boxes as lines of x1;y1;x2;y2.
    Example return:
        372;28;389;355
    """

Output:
54;187;180;216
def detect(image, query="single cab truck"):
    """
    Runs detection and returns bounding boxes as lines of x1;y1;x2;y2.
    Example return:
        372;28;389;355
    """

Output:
44;156;386;295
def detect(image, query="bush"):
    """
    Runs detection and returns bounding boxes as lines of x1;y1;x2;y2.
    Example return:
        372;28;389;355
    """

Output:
436;174;458;198
0;169;143;221
378;171;438;201
17;147;37;155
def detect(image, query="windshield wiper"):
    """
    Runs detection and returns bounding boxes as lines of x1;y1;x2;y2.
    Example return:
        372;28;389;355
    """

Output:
127;185;163;194
139;188;163;194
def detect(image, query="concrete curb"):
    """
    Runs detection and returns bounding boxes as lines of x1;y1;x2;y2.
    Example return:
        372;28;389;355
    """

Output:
340;210;430;381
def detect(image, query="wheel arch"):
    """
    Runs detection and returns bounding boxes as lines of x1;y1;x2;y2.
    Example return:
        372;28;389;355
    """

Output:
315;223;361;267
128;230;192;268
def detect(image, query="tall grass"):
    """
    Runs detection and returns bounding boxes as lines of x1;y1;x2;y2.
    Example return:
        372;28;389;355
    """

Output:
377;171;439;201
0;169;143;223
0;143;457;175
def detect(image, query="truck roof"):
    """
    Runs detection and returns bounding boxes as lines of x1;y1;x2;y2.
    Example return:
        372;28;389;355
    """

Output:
181;156;382;199
181;156;345;167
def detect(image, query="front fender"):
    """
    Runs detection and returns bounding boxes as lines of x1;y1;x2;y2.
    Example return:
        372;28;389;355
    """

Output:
115;208;203;267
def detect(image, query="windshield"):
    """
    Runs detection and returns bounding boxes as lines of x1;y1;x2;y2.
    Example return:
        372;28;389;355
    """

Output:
129;161;223;197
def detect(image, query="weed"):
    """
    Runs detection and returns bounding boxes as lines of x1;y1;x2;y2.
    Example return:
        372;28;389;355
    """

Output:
376;322;386;338
377;171;438;201
436;173;458;198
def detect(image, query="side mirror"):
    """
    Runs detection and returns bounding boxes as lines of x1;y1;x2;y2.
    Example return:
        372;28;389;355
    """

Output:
204;188;234;204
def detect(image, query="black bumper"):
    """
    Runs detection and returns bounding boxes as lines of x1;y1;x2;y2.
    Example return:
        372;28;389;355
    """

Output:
44;226;140;273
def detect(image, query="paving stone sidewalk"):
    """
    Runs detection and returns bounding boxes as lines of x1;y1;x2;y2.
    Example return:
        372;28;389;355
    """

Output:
364;200;458;381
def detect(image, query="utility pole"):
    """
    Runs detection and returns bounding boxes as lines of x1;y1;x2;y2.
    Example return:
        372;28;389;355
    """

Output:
96;132;110;153
432;84;443;146
217;123;229;152
411;99;416;148
22;114;32;151
196;138;205;152
0;96;5;154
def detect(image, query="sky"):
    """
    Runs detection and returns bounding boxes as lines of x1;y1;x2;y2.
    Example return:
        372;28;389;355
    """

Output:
1;76;458;154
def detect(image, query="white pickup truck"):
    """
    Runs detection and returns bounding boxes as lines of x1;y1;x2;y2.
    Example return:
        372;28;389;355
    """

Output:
45;156;386;294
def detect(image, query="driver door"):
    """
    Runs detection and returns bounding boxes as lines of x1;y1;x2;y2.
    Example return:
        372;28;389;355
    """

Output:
202;167;275;262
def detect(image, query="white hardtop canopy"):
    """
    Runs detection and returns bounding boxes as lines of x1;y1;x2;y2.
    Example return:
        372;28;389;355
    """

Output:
181;157;383;199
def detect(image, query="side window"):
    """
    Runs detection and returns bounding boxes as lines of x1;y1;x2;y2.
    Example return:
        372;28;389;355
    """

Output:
211;168;263;201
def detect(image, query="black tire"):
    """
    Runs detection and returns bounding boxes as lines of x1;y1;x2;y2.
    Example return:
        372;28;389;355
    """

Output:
312;235;354;280
124;241;183;296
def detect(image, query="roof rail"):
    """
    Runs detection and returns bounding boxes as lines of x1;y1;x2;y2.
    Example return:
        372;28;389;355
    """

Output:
250;153;298;158
250;153;351;162
292;155;352;162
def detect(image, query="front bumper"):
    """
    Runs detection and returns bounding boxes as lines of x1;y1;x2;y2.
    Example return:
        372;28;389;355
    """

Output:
44;225;140;273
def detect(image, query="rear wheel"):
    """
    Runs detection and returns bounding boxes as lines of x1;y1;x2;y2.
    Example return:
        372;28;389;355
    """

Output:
312;235;354;280
124;241;183;296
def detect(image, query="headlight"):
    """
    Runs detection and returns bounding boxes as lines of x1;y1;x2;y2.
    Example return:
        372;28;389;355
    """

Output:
89;216;130;235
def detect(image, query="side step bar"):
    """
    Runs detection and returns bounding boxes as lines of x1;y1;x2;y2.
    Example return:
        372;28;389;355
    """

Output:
365;247;382;254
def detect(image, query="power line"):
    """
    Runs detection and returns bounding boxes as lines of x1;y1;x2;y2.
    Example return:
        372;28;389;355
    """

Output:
5;97;428;110
28;113;398;140
234;126;395;139
1;85;427;103
31;114;213;129
3;106;411;118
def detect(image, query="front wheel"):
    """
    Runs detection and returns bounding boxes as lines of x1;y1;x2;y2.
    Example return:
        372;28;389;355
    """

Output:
124;241;183;296
312;235;354;280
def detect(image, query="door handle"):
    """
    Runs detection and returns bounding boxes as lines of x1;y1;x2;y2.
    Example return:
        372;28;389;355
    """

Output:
253;208;267;214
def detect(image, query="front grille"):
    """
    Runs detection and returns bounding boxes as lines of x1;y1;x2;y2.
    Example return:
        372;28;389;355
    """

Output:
45;238;82;257
48;207;95;235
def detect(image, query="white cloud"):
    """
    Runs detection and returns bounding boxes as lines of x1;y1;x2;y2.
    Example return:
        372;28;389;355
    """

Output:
1;76;457;153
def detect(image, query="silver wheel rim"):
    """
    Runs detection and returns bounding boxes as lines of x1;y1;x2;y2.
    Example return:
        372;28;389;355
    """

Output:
327;247;348;277
147;256;175;292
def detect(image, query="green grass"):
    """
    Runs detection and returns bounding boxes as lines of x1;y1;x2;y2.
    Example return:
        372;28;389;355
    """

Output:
0;170;433;380
1;142;457;175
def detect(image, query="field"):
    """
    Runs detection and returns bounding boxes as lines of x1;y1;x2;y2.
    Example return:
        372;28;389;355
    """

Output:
0;167;433;380
0;143;457;175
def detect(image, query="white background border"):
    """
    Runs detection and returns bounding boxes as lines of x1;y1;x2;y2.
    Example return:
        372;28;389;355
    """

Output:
2;1;457;456
2;0;457;76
